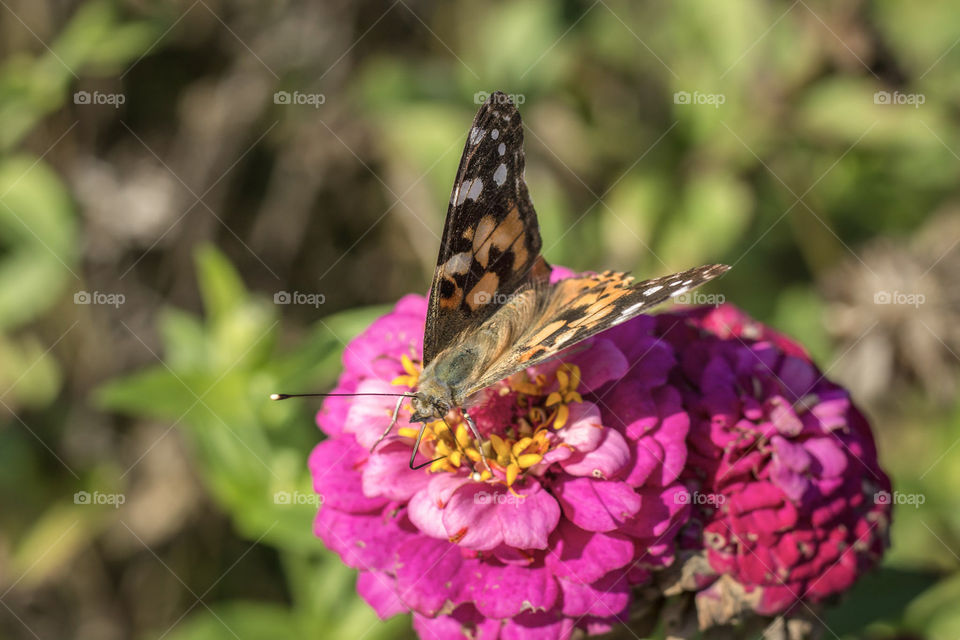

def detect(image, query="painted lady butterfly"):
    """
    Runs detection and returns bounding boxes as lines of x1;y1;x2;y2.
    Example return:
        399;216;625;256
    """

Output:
400;91;729;472
275;91;729;475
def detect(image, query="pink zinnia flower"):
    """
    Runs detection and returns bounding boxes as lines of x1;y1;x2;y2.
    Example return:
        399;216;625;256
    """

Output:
657;305;892;622
307;286;891;638
309;269;692;639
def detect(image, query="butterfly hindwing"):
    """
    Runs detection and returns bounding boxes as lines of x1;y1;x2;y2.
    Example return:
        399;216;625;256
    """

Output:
422;92;545;366
466;263;730;394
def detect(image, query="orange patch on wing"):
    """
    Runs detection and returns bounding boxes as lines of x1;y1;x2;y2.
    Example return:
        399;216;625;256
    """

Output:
474;205;524;268
526;319;565;346
438;276;464;310
466;271;500;310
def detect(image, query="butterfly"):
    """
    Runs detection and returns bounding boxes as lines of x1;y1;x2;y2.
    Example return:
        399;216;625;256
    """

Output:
275;91;729;475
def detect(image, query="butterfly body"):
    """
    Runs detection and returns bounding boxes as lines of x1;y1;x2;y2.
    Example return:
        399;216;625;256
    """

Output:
388;91;730;470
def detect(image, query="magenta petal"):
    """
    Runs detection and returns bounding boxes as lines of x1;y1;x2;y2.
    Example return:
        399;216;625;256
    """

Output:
443;480;561;551
413;608;501;640
357;571;405;619
394;536;465;616
546;520;634;584
313;507;409;571
500;611;575;640
623;436;663;487
553;402;605;454
461;561;559;619
567;338;629;393
552;477;642;532
560;427;631;479
342;379;405;449
558;572;630;618
363;439;430;501
309;439;387;513
408;474;472;541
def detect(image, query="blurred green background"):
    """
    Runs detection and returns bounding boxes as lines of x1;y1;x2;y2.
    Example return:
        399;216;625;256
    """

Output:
1;0;958;638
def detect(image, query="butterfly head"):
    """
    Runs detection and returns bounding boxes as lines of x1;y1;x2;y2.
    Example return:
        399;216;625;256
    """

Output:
409;391;450;424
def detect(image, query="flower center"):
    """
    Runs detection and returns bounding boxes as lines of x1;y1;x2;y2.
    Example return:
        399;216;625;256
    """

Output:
391;356;586;487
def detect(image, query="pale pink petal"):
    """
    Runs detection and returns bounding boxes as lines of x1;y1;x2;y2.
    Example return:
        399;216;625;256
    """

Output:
408;474;473;541
443;480;561;551
560;427;631;479
552;477;642;532
357;571;405;619
362;439;430;501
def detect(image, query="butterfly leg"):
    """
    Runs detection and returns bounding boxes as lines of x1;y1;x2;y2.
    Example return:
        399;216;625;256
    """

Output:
409;420;444;470
461;409;492;476
370;395;405;453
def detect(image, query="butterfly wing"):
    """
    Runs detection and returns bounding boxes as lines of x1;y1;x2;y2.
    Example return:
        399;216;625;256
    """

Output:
423;92;547;366
465;263;730;394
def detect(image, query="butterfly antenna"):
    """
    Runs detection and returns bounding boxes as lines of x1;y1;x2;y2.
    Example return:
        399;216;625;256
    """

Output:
270;392;416;400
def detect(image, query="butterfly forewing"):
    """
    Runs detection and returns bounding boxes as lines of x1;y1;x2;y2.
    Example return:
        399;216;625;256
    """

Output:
465;263;730;394
422;92;546;366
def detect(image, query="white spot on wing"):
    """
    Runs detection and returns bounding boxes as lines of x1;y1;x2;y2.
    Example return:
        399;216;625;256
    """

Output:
493;163;507;186
644;284;663;295
469;127;485;145
620;301;647;317
498;143;506;156
491;129;499;140
465;178;483;201
671;286;689;297
443;251;472;275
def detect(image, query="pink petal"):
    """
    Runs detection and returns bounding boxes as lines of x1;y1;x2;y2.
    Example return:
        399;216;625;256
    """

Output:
551;477;642;532
546;520;635;584
394;536;466;616
460;561;559;619
553;402;605;454
501;611;575;640
408;474;473;540
558;572;630;618
356;571;405;619
560;427;631;479
309;438;387;513
362;439;430;501
343;379;407;449
442;479;561;551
